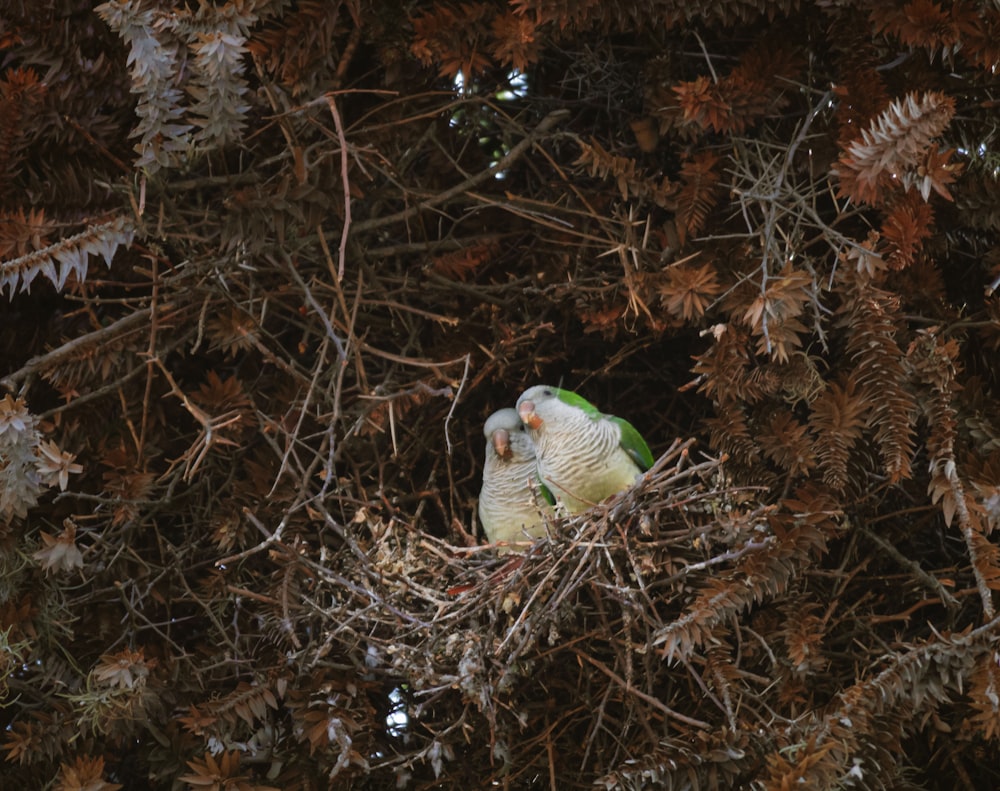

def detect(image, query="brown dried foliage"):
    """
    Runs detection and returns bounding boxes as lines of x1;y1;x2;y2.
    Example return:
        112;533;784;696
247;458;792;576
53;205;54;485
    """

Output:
2;1;1000;789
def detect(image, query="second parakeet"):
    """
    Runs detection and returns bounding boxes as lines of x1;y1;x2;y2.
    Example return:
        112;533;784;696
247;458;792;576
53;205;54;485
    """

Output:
478;407;553;551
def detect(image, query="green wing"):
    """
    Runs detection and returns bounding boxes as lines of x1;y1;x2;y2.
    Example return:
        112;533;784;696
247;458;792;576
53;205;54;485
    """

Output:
611;415;655;471
536;477;556;506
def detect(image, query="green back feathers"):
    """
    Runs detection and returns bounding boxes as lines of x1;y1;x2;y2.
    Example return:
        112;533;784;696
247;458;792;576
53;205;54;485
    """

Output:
554;387;603;418
555;387;654;472
611;415;655;471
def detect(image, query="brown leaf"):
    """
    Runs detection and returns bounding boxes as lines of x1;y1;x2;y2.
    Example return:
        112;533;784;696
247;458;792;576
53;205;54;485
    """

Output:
33;520;84;576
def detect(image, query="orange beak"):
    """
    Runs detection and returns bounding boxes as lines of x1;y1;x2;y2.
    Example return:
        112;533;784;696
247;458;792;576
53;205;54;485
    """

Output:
518;400;542;430
492;428;511;458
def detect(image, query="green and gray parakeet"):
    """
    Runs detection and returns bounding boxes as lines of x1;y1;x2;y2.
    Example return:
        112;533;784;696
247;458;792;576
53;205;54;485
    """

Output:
516;385;654;514
478;408;553;551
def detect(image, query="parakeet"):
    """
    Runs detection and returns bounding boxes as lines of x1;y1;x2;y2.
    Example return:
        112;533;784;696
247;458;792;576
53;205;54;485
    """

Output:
516;385;654;514
478;408;553;551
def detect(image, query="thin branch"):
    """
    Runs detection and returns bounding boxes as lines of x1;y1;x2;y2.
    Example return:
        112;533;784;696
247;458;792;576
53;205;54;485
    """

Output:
324;93;352;281
1;307;154;392
351;109;570;233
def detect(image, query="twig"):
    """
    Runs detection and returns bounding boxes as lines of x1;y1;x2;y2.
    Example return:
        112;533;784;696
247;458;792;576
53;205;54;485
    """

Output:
275;250;347;362
324;93;352;281
945;463;995;619
573;649;711;729
351;109;571;233
858;526;960;612
138;256;159;458
2;306;154;392
443;354;470;456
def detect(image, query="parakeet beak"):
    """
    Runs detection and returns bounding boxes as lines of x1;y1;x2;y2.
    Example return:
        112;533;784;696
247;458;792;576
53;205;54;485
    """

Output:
492;428;511;458
518;400;542;430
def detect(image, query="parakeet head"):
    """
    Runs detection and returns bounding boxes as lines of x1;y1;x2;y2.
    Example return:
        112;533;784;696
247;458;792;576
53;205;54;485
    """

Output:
483;407;527;460
516;385;601;431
